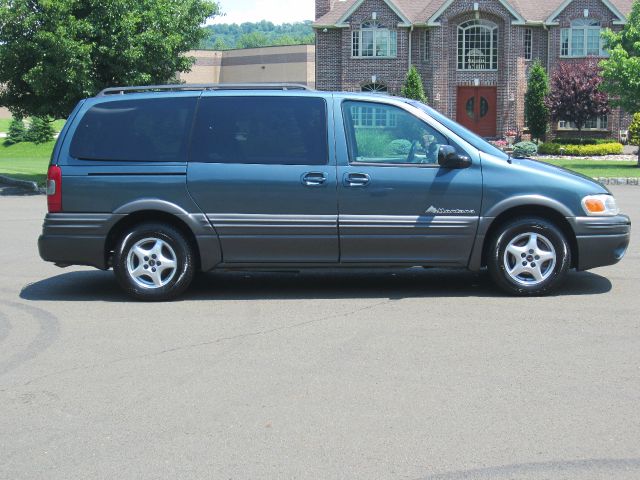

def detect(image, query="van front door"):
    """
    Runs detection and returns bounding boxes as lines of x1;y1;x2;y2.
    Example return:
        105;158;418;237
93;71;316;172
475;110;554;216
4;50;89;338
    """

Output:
336;99;482;266
187;95;338;264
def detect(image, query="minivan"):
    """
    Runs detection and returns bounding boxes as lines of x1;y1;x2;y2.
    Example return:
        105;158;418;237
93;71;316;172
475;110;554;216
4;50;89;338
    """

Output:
39;84;631;300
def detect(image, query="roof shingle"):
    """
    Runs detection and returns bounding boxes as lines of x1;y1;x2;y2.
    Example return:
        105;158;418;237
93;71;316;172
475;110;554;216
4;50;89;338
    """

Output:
314;0;634;26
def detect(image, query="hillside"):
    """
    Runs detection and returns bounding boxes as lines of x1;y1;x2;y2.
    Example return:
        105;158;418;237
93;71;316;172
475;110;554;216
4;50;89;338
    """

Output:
200;21;315;50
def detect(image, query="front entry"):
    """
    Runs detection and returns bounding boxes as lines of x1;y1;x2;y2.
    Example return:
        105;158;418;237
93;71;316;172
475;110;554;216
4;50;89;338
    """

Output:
456;86;497;137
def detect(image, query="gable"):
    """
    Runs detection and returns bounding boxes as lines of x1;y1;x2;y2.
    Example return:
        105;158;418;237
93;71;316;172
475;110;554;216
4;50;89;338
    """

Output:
425;0;526;25
335;0;412;26
544;0;628;24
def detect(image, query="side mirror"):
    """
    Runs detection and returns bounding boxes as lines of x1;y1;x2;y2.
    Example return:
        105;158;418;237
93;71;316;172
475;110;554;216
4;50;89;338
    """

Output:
438;145;472;169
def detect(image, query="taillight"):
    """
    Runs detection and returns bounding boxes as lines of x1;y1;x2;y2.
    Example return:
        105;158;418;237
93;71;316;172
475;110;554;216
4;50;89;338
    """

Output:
47;165;62;213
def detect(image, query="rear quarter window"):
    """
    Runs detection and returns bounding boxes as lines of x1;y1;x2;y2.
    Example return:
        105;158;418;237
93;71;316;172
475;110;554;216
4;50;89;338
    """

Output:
69;97;197;162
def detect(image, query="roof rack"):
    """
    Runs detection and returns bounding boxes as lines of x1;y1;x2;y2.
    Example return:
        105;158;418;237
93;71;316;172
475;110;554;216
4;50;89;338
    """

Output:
97;83;313;96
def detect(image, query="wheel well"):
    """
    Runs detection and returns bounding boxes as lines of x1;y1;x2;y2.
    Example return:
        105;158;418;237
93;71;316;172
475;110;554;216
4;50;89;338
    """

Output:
105;210;201;270
481;205;578;268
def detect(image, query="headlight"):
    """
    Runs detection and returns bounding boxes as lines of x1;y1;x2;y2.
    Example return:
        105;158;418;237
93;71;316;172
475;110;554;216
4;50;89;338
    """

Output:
581;194;619;216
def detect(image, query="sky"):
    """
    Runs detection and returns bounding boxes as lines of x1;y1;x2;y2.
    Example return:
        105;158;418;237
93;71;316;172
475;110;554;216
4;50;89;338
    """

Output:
210;0;315;25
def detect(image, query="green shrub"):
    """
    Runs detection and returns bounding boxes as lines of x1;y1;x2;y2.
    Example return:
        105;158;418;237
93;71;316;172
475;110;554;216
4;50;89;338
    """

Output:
512;141;538;158
24;117;55;144
538;142;623;156
554;137;616;145
386;139;412;156
3;118;27;146
355;130;393;158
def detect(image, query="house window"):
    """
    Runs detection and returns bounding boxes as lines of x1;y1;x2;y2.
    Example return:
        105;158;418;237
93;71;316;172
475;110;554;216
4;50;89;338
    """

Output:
524;28;533;60
560;20;607;57
361;82;388;93
424;30;431;62
350;104;397;128
558;115;609;130
352;22;398;58
457;20;498;70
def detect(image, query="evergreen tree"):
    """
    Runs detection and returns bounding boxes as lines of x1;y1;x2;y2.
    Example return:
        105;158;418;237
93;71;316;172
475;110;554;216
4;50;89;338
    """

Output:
3;118;27;146
401;66;428;104
524;61;550;143
25;117;55;144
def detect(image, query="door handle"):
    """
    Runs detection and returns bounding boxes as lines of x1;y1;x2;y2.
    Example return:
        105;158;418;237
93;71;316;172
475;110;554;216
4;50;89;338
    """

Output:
301;172;328;186
343;173;370;187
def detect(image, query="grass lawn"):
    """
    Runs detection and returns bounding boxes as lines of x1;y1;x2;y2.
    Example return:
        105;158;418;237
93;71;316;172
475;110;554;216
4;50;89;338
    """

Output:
538;158;640;178
0;118;66;133
0;141;55;186
2;142;640;189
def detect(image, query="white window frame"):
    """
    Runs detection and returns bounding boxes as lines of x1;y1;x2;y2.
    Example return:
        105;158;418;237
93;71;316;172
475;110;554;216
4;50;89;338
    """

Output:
560;20;608;57
424;29;431;62
457;20;498;71
524;28;533;61
351;105;397;128
558;115;609;131
351;21;398;58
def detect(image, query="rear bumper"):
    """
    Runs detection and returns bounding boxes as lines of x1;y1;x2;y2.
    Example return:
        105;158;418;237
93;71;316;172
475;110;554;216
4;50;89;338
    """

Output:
38;234;108;269
570;215;631;271
38;213;120;270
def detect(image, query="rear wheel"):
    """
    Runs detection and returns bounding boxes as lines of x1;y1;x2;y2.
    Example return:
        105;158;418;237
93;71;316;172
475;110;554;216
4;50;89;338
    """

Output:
113;223;195;301
488;217;571;296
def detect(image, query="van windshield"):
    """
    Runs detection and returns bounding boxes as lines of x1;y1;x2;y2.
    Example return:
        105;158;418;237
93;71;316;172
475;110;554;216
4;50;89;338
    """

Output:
405;100;509;160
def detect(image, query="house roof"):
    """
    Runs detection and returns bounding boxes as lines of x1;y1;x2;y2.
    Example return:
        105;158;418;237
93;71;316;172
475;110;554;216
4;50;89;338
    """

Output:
314;0;634;26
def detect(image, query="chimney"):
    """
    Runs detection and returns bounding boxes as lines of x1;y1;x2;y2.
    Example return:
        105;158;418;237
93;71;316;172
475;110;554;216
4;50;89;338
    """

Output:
316;0;332;20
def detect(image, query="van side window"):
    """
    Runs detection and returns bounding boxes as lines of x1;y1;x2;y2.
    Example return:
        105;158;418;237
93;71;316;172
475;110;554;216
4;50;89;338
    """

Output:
69;97;196;162
190;96;328;165
343;100;447;165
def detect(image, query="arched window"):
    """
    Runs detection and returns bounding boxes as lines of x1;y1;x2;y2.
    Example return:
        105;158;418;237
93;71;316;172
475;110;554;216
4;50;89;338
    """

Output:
457;20;498;70
352;21;398;58
361;82;388;93
561;19;606;57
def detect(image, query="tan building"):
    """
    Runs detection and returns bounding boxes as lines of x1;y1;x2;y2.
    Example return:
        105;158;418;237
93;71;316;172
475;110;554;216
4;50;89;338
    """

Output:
0;45;315;120
179;44;316;87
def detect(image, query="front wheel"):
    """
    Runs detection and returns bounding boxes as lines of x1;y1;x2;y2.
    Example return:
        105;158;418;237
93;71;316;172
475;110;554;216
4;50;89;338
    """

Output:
113;223;195;301
488;217;571;296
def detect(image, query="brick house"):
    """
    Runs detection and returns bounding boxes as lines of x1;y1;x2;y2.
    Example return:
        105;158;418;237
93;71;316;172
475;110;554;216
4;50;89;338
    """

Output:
313;0;633;139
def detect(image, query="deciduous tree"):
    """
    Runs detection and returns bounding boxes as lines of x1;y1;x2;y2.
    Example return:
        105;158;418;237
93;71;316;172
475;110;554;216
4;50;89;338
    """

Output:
545;60;610;134
0;0;219;119
600;1;640;115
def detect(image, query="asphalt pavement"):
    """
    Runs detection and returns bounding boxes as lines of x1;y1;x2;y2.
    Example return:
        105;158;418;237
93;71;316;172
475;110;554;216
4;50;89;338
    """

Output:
0;187;639;479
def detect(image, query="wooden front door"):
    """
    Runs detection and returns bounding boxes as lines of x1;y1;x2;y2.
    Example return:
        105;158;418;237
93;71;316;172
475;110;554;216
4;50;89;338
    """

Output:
456;86;497;137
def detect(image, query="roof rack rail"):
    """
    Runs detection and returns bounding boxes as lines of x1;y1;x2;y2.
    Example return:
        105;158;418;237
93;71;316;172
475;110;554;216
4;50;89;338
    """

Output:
96;83;313;96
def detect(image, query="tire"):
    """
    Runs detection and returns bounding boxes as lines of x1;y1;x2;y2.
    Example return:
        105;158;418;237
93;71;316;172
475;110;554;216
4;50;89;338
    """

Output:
487;217;571;296
113;222;195;301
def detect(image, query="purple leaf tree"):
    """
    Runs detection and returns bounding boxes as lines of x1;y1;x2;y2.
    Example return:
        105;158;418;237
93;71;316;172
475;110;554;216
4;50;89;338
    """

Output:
545;60;610;133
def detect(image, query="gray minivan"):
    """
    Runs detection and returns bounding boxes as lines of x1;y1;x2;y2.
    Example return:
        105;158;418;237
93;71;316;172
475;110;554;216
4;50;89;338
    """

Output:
38;84;631;300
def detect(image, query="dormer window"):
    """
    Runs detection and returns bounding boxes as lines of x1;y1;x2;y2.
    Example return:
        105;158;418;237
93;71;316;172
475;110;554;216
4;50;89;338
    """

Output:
560;20;607;57
352;21;398;58
457;20;498;71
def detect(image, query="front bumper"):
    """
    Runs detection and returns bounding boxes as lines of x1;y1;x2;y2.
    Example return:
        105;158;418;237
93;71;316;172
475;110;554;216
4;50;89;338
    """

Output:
569;215;631;271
